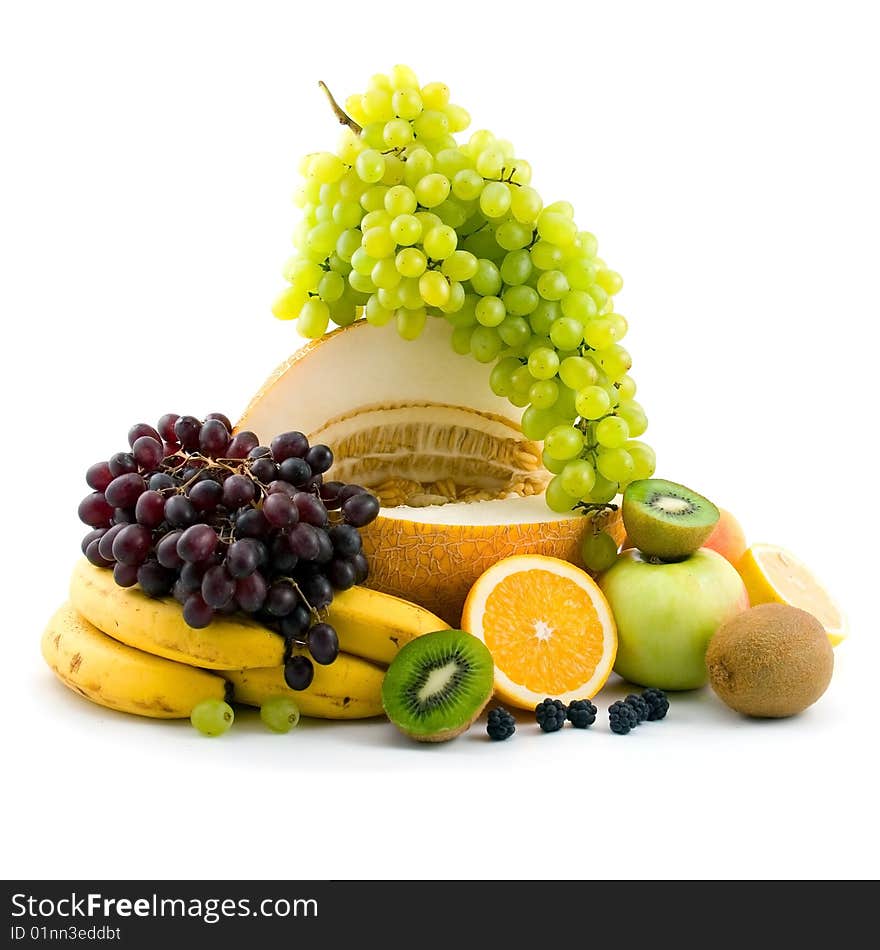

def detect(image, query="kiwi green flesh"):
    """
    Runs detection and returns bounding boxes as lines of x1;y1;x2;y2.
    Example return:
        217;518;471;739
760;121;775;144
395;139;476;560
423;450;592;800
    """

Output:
381;629;495;742
623;478;720;559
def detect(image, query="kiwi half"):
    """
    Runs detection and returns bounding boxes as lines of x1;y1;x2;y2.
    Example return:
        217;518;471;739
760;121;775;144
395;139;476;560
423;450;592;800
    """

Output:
381;629;494;742
623;478;719;560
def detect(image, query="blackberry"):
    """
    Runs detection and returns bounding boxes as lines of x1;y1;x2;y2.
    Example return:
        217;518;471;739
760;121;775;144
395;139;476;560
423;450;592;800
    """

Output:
624;693;650;723
608;700;638;735
486;707;516;741
535;698;567;733
642;688;670;721
566;699;597;729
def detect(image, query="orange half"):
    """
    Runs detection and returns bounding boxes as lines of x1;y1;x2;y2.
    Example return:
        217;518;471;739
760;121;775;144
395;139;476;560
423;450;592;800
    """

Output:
461;555;617;709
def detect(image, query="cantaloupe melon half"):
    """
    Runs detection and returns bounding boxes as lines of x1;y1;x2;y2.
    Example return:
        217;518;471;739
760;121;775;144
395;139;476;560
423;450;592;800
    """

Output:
239;319;623;624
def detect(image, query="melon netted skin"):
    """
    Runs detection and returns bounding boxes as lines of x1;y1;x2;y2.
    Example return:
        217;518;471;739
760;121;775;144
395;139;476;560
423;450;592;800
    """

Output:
360;504;624;626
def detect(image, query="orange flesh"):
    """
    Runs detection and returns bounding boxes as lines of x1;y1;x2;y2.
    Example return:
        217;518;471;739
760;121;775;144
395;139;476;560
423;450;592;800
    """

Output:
482;569;606;693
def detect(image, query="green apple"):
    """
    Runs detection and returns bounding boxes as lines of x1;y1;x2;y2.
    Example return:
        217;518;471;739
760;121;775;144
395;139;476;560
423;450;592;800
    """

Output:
599;548;749;690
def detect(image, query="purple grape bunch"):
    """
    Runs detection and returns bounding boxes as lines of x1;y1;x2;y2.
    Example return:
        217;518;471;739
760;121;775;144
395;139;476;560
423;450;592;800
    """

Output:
77;412;381;690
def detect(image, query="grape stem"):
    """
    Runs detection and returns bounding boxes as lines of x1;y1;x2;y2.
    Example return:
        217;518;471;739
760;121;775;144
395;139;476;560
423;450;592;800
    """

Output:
318;81;361;134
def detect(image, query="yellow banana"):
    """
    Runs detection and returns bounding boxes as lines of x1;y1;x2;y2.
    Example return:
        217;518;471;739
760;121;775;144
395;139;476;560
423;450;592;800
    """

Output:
42;603;227;718
71;559;444;669
222;653;385;719
71;559;281;669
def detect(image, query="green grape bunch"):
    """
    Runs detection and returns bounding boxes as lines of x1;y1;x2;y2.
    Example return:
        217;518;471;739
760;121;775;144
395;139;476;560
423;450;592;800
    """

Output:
272;64;656;510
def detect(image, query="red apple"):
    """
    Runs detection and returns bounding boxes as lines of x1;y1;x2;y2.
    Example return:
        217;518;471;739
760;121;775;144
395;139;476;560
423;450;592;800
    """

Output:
703;508;748;565
599;548;749;690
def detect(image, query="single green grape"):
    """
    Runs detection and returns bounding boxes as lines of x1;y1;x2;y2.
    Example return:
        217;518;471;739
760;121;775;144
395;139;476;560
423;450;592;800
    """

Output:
475;147;505;178
390;214;421;246
297;298;330;338
451;325;474;354
529;300;559;336
545;424;584;461
384;184;417;216
498;315;531;347
332;200;363;229
510;364;535;395
434;148;470;178
607;312;628;341
413;109;449;139
563;258;597;290
260;696;301;734
191;699;234;737
500;249;532;285
404;148;434;187
365;294;394;326
528;379;559;409
396;247;427;278
541;447;567;474
587;472;619;504
545;475;579;513
503;284;539;317
383;118;413;148
527;346;560;380
625;441;656;480
393;87;422;119
347;270;376;295
561;290;598;323
583;318;616;350
335;229;363;262
545;200;574;219
537;210;577;246
377;285;402;310
489;357;521;396
537;270;570;301
317;271;345;303
414;173;451;207
470;326;502;363
480;181;512;218
597;268;624;295
471;259;502;296
561;459;596;497
595;415;630;448
616;375;637;401
397;306;427;340
441;250;478;282
355;149;385;184
371;257;402;291
596;344;632;380
510;185;542;224
271;285;307;321
362;226;395;259
530;240;564;270
360;209;390;232
452;169;484;200
419;270;451;307
575;386;611;419
549;317;584;350
445;104;471;133
521;406;562;441
439;280;466;314
495;220;532;251
617;401;648;438
397;276;424;309
475;296;506;327
423;225;458;260
597;447;635;483
580;531;619;573
559;356;598;390
350;247;376;276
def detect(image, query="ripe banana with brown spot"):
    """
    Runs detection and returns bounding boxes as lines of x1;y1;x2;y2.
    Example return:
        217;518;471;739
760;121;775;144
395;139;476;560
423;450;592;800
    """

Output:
70;559;444;669
42;603;227;718
221;653;385;719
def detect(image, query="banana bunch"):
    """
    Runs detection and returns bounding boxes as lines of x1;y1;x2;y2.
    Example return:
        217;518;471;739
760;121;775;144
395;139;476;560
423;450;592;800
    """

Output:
42;560;445;721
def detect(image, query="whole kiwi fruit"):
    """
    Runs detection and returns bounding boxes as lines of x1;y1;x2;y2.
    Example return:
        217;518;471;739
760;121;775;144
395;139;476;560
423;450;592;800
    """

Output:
706;603;833;718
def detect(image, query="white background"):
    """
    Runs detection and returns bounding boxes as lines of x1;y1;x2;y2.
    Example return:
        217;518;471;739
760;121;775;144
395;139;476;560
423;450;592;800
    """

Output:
2;0;878;880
